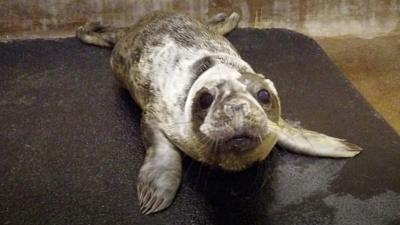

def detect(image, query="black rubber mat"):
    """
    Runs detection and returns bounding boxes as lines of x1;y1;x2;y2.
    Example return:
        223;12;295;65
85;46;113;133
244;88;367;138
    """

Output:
1;29;399;225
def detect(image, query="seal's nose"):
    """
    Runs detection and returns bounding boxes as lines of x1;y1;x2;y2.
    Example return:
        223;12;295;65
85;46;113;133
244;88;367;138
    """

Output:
224;101;250;118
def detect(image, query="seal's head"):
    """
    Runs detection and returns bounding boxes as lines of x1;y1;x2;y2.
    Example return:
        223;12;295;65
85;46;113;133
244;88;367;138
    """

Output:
183;57;281;171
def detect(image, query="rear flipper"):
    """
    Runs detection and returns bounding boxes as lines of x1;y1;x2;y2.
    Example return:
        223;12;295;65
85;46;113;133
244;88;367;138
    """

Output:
76;22;127;47
275;119;362;157
206;12;241;35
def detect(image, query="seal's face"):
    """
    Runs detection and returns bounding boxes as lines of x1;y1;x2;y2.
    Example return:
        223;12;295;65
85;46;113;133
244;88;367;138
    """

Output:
184;62;281;171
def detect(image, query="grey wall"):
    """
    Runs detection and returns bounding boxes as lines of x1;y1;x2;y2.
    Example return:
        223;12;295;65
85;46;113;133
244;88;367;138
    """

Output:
1;0;399;40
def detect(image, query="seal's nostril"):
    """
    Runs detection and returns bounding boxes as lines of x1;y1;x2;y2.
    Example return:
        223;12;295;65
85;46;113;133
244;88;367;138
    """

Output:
232;104;243;112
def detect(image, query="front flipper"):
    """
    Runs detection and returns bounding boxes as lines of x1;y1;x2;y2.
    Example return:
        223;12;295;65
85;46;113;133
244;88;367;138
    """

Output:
275;119;362;157
137;117;182;214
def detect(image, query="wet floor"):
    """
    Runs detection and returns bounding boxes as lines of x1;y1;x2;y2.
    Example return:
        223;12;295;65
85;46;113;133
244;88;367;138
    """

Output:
317;31;400;134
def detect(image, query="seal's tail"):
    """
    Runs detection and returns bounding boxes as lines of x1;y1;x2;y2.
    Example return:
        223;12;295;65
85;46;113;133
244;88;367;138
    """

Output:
76;22;127;48
206;12;241;36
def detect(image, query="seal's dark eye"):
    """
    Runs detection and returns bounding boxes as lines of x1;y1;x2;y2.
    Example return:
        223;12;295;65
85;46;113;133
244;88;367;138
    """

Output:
257;89;270;104
199;92;214;109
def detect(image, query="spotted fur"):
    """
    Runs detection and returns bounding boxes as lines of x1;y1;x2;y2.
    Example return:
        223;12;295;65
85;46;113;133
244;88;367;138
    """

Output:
76;11;362;215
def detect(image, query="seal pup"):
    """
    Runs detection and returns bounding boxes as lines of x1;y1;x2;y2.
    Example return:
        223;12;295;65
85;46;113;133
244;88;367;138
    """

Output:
76;12;362;214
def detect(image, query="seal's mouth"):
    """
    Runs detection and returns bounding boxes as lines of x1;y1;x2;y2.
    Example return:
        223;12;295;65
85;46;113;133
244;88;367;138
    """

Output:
221;135;259;153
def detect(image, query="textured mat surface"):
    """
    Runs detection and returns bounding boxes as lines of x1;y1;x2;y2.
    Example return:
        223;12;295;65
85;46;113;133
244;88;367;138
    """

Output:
1;29;399;225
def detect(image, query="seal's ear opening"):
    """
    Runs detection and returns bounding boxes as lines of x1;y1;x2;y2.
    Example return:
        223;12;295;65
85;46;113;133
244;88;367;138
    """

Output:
269;79;281;122
266;79;282;123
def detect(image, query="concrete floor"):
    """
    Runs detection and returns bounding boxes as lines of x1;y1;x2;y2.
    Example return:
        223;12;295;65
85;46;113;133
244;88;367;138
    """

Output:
317;31;400;134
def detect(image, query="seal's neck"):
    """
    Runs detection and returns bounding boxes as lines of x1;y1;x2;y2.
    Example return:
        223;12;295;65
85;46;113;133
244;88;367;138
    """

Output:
211;53;254;74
